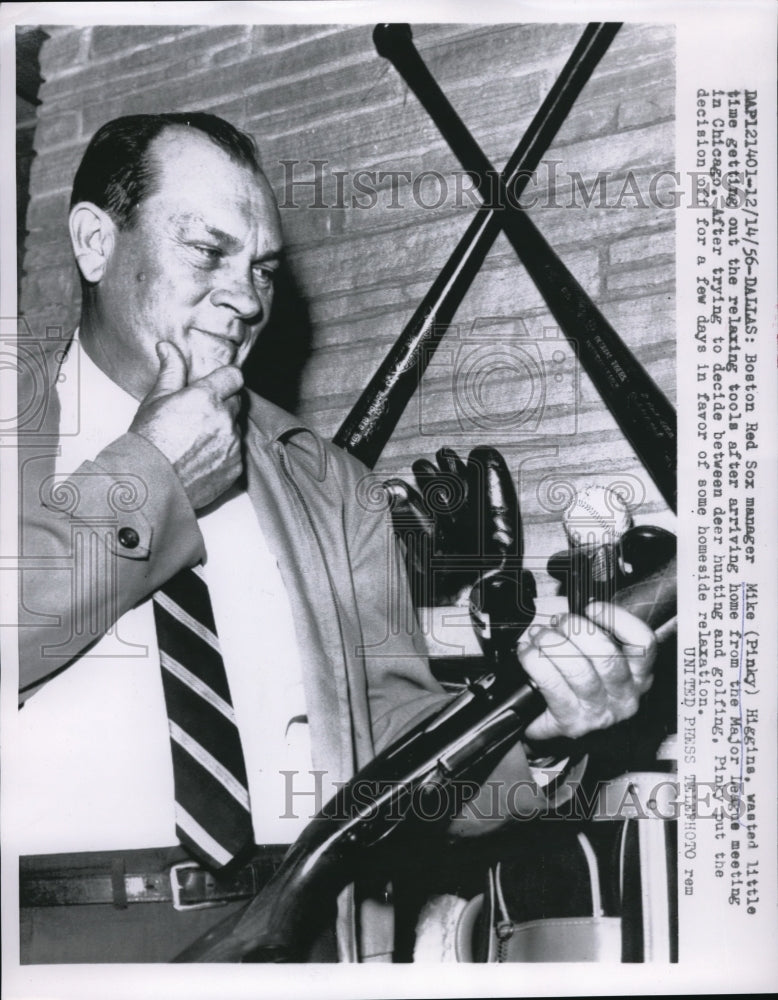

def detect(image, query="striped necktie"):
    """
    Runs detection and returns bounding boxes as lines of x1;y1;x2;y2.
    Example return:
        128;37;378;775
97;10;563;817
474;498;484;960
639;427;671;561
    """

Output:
152;565;253;869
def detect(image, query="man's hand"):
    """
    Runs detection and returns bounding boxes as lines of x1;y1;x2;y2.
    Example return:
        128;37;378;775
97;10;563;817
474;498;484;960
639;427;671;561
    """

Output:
129;342;244;511
519;601;656;742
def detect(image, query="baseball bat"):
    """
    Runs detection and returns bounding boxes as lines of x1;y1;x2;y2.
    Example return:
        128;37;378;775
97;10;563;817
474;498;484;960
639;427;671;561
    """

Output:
372;23;677;511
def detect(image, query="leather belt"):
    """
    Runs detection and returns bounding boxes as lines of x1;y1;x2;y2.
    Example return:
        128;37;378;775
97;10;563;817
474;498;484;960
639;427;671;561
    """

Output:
20;845;289;911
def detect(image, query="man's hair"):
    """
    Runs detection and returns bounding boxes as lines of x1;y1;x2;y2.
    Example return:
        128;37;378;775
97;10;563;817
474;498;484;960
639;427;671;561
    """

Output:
70;112;262;229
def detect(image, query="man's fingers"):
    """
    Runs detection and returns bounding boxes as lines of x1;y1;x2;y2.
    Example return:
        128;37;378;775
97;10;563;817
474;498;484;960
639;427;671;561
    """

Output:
585;601;656;653
585;602;657;691
525;626;607;700
196;364;244;400
519;638;594;741
518;606;656;740
554;613;637;698
149;341;188;398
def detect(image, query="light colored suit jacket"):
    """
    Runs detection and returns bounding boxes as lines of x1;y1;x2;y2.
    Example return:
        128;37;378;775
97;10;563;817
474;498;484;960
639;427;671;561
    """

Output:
17;338;557;960
17;342;454;959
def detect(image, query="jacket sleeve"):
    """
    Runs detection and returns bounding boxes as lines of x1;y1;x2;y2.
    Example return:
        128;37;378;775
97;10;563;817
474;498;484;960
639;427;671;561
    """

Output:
18;431;205;699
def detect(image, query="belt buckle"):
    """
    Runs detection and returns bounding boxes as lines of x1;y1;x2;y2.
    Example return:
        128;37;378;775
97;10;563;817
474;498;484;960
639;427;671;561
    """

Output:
169;861;227;911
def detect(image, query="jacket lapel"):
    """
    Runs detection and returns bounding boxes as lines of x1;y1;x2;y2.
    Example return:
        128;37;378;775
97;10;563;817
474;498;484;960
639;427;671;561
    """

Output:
242;393;362;787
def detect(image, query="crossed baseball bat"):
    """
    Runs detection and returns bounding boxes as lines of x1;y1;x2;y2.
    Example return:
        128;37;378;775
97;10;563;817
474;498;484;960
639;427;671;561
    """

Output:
334;23;676;513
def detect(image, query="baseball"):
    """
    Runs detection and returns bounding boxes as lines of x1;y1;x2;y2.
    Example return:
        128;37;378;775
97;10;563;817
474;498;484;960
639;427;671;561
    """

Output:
563;485;632;547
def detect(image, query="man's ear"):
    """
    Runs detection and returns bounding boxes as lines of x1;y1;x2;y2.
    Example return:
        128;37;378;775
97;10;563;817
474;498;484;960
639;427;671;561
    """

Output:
68;202;116;283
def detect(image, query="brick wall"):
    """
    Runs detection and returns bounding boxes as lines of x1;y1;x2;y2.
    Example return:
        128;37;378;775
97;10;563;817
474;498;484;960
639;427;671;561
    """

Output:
15;26;46;295
21;22;675;587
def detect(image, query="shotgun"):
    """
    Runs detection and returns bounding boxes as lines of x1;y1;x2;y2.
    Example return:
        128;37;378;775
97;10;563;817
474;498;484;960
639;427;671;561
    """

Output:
176;551;676;962
176;23;678;965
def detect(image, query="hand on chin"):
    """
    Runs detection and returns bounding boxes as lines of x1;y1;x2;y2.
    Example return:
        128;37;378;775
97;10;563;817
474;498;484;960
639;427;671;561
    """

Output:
187;333;239;382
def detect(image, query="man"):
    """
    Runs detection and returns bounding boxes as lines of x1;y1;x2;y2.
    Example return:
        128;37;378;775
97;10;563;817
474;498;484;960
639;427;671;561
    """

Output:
16;113;656;963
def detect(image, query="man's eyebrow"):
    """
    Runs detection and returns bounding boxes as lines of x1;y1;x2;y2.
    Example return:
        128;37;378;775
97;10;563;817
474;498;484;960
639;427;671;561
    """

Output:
175;218;282;262
198;224;282;262
174;217;237;247
203;224;242;252
252;249;282;265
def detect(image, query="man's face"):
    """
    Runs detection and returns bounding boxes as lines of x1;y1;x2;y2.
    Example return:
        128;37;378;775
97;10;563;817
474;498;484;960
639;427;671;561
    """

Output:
89;126;283;397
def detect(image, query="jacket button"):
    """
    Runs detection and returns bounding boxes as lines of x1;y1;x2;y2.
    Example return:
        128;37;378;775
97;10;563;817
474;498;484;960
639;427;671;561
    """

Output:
118;527;140;549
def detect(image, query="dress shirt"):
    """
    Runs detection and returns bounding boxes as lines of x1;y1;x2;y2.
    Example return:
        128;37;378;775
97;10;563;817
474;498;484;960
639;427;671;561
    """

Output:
13;334;319;853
